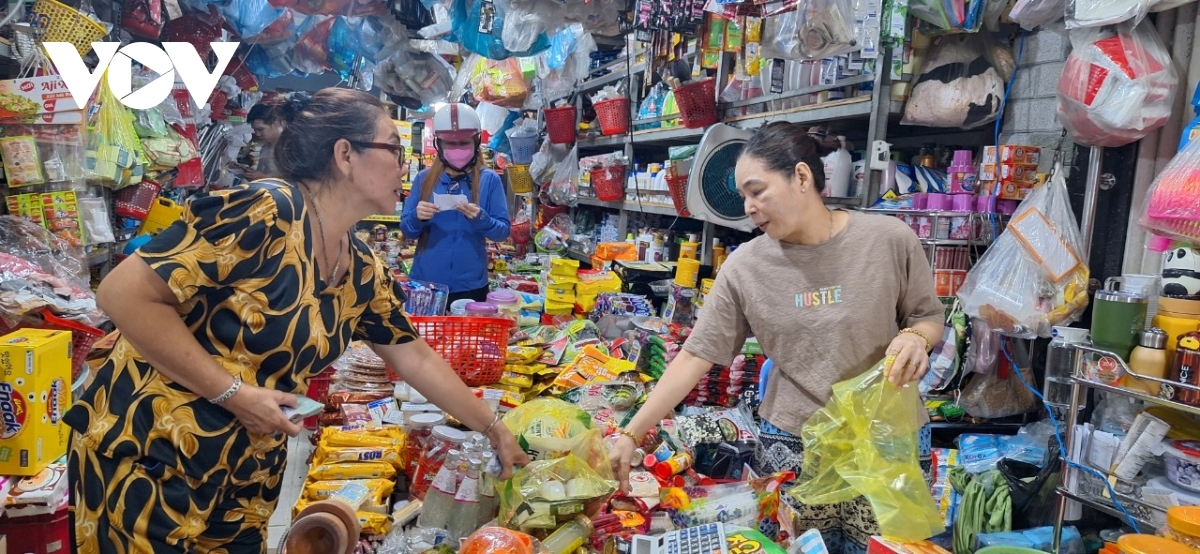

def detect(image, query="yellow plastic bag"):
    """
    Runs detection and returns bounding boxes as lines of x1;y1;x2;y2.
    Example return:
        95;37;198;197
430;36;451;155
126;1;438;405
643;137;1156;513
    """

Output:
789;359;944;541
502;398;602;463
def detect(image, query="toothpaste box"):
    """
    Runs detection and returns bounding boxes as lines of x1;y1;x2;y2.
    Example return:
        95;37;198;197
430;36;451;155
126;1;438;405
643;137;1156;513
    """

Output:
982;145;1041;166
0;329;72;476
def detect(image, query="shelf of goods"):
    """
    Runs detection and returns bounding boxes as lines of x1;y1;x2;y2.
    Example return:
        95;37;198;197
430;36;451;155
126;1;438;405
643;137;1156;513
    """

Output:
1051;344;1200;552
551;45;907;265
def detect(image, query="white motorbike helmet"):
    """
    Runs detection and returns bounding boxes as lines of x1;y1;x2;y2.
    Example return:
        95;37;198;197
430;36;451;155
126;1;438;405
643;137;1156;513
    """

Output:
431;103;482;142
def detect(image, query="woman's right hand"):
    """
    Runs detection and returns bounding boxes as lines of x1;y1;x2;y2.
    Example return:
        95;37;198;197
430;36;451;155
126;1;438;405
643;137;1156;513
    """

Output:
224;384;303;437
416;201;439;221
608;434;638;494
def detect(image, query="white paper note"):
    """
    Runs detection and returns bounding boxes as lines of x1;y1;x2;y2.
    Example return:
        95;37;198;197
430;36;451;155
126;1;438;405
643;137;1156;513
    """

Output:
433;193;468;211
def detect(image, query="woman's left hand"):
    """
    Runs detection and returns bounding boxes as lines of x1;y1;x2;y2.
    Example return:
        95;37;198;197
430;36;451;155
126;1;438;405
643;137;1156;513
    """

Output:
456;203;482;219
885;332;929;386
487;424;530;480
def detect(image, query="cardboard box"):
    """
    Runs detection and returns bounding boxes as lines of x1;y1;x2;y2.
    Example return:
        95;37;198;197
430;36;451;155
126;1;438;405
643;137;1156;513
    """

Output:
0;76;82;120
0;329;71;476
982;145;1041;166
4;458;67;517
994;180;1034;200
980;163;1039;185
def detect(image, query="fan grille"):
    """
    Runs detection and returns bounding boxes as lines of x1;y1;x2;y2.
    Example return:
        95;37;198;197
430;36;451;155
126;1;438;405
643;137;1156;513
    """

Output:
700;142;746;220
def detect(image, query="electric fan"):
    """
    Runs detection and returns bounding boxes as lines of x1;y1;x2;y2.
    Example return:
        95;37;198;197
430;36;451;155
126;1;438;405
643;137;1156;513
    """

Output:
686;124;755;232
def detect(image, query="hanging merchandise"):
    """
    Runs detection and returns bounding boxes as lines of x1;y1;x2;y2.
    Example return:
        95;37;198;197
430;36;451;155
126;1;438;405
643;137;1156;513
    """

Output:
121;0;164;39
908;0;987;33
548;146;580;207
1140;137;1200;244
1057;21;1178;148
902;34;1014;129
220;0;287;39
294;16;337;74
450;0;551;60
1008;0;1068;30
1066;0;1151;28
375;50;456;110
760;0;857;60
87;79;148;190
957;164;1091;339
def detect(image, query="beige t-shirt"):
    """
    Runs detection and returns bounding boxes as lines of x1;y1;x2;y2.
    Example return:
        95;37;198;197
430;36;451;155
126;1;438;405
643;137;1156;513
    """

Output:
684;210;945;435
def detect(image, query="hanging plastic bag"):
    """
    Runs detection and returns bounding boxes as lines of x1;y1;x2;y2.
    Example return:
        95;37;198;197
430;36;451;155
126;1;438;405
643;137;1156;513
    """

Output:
956;164;1090;339
221;0;286;39
1058;21;1178;148
1139;133;1200;244
496;0;543;53
497;454;617;530
548;146;579;207
451;0;551;60
1066;0;1150;28
790;0;857;60
122;0;164;39
529;137;554;184
1009;0;1068;30
902;34;1014;129
788;359;945;541
959;340;1038;419
329;16;363;80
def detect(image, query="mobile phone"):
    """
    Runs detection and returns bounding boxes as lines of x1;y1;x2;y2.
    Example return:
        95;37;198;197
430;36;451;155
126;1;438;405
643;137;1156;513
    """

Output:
281;395;325;424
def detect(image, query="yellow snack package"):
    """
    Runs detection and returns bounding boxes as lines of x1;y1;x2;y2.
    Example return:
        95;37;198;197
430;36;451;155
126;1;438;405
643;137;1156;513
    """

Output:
500;371;534;389
314;445;404;469
307;461;396;481
321;427;405;450
507;346;543;364
358;511;393;536
303;478;394;507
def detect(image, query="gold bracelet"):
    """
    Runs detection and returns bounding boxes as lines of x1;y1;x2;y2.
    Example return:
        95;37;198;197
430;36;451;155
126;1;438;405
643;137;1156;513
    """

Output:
899;328;932;351
615;428;639;443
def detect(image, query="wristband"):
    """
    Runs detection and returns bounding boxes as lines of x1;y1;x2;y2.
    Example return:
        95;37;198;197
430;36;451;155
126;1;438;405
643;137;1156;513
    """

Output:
209;375;242;405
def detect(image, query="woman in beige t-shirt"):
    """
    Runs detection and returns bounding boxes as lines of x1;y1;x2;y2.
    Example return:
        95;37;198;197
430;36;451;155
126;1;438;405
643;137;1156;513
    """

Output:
607;122;945;554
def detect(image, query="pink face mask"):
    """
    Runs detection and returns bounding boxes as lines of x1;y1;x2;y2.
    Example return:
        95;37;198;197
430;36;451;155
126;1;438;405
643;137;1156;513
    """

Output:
440;146;476;171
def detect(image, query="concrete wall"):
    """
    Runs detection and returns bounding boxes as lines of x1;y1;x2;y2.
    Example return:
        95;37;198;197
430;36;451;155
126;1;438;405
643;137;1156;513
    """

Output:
999;29;1072;173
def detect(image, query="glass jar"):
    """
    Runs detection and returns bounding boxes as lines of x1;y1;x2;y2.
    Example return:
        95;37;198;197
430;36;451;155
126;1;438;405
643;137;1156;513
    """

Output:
1165;506;1200;549
404;412;446;480
410;425;467;500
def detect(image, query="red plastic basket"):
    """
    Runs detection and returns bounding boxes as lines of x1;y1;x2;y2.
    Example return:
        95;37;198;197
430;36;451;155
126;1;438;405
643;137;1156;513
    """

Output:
0;309;104;381
544;106;578;144
675;78;719;129
113;179;163;220
0;507;69;554
594;98;630;136
303;367;335;430
590;165;626;202
538;203;569;228
666;175;691;217
410;316;512;386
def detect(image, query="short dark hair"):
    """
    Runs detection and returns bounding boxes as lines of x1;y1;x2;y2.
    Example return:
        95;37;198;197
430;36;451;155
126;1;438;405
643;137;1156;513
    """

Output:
248;94;308;125
274;88;386;182
739;122;840;192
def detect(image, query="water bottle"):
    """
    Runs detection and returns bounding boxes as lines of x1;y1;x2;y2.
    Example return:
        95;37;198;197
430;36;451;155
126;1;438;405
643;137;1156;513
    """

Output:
417;449;462;530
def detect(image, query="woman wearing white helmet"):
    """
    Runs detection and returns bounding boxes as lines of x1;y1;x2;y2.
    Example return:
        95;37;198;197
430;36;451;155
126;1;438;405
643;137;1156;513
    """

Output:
401;103;511;304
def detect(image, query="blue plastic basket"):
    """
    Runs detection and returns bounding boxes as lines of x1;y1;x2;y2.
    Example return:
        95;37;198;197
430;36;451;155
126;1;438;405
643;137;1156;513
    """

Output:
509;135;539;164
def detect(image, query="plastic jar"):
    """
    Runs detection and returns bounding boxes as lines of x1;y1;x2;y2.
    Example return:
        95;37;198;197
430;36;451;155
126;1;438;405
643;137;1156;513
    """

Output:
465;302;498;317
1166;506;1200;549
404;412;447;479
1117;534;1194;554
449;299;473;316
410;425;467;500
486;290;519;321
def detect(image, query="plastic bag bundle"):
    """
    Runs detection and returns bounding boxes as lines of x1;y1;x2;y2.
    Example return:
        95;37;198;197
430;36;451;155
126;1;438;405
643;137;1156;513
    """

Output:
1057;22;1178;148
789;359;944;541
1066;0;1151;28
450;0;551;60
548;146;579;207
1140;136;1200;244
956;165;1090;339
220;0;286;39
902;34;1013;129
87;78;147;189
761;0;856;60
1009;0;1068;30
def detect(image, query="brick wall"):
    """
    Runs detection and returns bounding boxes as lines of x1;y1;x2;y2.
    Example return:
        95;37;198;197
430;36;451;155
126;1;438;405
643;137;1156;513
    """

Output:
999;29;1072;173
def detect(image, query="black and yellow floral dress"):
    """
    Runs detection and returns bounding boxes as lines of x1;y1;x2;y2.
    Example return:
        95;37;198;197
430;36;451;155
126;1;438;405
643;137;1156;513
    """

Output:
64;181;417;553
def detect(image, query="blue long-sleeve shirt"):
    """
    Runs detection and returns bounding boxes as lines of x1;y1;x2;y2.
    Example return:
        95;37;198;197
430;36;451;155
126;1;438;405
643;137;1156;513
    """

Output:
400;169;510;293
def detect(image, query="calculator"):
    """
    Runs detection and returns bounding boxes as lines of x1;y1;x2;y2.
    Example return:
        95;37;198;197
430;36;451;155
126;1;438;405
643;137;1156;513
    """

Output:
631;523;730;554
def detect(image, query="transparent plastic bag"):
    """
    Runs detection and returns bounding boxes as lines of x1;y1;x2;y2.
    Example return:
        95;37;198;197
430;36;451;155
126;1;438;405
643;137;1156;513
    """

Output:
220;0;286;38
660;473;792;539
452;0;550;60
960;341;1038;419
496;0;543;53
1009;0;1068;30
1058;22;1178;148
1066;0;1150;28
956;165;1090;339
548;146;579;207
1140;133;1200;244
902;34;1013;129
789;359;944;541
497;454;617;530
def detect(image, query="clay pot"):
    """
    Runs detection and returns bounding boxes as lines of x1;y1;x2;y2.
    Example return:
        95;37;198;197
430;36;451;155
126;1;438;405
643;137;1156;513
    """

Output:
285;499;361;554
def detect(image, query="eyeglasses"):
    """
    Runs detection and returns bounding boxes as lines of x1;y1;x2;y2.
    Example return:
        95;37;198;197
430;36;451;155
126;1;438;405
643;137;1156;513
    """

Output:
349;141;407;166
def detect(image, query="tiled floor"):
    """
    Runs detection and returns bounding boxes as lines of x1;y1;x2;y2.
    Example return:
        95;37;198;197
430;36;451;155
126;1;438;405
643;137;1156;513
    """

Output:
267;432;316;554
